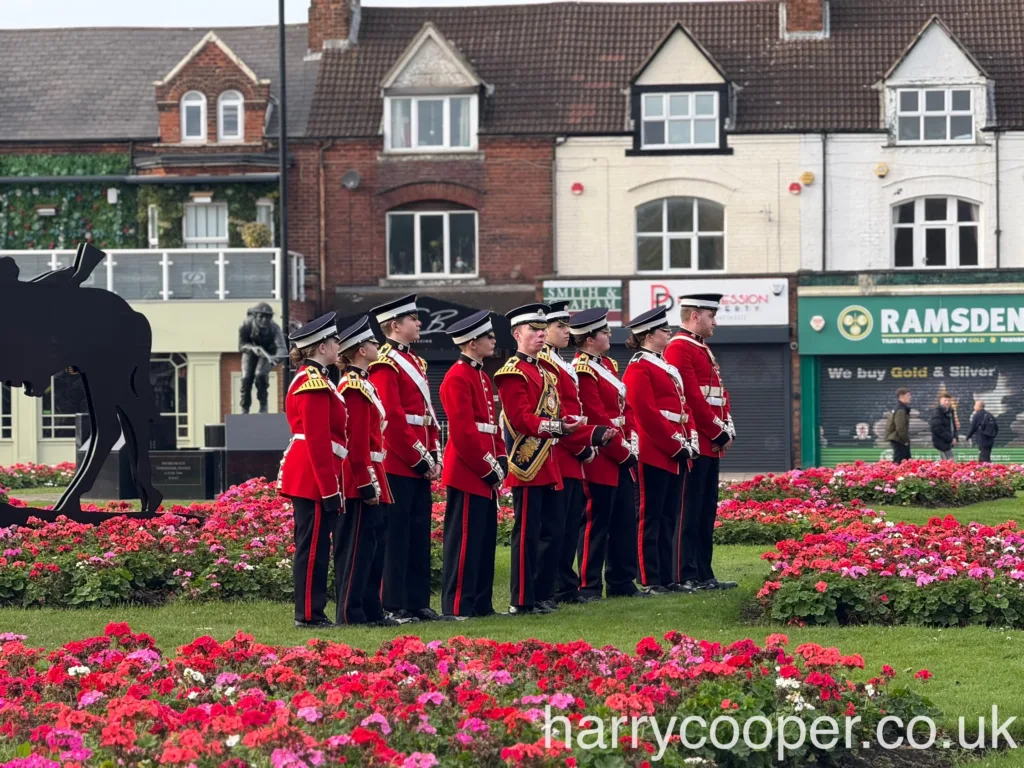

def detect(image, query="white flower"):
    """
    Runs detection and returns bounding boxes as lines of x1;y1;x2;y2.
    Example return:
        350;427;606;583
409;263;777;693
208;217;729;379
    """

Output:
775;677;801;690
225;686;236;696
226;735;241;748
67;665;90;676
187;691;198;700
865;684;875;697
183;668;206;684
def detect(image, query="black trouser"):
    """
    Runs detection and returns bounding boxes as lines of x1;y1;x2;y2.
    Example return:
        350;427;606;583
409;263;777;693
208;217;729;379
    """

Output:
535;477;573;603
606;466;639;595
891;442;911;464
680;456;719;583
578;480;610;598
554;477;585;602
291;496;334;623
979;444;992;463
441;487;498;617
381;474;433;613
334;499;385;625
510;485;557;609
636;463;684;587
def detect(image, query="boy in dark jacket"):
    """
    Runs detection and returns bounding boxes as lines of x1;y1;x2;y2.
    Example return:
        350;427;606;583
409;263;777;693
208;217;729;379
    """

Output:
885;388;912;463
930;394;958;460
966;400;998;463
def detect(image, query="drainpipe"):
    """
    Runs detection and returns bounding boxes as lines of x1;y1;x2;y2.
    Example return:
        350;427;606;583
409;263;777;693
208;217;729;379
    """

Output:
820;130;828;272
995;128;1002;268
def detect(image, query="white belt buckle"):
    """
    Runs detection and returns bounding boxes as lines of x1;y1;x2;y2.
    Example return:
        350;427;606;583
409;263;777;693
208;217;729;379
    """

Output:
370;451;385;462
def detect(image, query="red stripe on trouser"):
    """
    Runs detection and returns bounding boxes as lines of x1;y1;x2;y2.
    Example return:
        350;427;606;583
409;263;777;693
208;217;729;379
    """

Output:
454;492;470;615
342;506;362;625
676;472;688;583
519;488;529;603
305;502;321;622
580;482;594;588
637;467;648;585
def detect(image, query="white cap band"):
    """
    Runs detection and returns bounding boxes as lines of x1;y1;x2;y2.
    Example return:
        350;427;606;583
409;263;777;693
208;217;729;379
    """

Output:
375;301;418;322
452;319;493;345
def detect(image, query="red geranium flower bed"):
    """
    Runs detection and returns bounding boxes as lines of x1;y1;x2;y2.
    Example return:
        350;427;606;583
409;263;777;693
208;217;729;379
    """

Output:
724;460;1022;507
0;624;937;767
713;499;882;545
0;462;75;490
758;517;1024;626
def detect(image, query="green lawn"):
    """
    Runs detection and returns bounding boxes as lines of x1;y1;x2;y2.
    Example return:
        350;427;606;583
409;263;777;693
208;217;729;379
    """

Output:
4;491;1024;761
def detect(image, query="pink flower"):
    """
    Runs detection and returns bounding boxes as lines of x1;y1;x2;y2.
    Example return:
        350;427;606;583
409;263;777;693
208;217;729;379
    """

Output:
815;581;828;593
402;754;439;768
549;692;575;710
296;706;321;723
77;690;105;708
360;713;392;735
417;691;445;706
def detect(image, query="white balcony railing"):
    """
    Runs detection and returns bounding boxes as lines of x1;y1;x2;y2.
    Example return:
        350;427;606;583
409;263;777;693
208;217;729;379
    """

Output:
0;248;306;302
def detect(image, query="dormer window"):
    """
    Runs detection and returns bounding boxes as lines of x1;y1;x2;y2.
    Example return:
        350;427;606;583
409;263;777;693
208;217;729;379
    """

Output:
181;91;207;143
385;95;476;152
641;91;720;149
218;90;244;142
897;88;973;144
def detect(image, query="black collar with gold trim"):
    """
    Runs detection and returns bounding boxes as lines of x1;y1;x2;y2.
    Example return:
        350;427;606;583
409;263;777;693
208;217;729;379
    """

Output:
678;328;704;343
639;347;663;358
387;338;411;353
516;351;539;365
347;365;368;378
460;354;484;370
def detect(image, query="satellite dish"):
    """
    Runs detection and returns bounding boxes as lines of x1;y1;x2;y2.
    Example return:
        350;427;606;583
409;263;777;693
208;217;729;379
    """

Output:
341;170;361;190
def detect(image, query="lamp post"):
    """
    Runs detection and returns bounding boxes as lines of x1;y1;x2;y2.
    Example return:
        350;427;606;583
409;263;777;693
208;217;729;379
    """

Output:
278;0;291;381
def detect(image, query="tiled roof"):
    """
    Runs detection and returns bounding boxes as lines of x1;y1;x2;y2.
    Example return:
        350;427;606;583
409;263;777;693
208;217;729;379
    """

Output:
0;25;317;141
306;0;1024;136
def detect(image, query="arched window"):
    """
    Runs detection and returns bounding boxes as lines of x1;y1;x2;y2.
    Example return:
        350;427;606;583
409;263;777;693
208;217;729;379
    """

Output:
892;197;979;268
218;90;244;142
636;197;724;272
181;91;207;142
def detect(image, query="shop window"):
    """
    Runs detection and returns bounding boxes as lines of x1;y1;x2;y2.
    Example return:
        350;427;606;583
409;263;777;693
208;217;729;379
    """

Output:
635;197;725;272
892;197;979;268
1;383;11;440
387;210;478;277
151;353;189;441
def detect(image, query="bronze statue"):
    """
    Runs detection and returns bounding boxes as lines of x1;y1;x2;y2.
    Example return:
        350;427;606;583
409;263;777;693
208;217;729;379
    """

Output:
0;243;164;525
238;301;286;414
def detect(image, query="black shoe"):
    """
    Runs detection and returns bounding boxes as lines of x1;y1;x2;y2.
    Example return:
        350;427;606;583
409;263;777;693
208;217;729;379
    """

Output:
441;614;471;622
701;578;738;590
538;599;559;612
388;610;421;624
509;604;553;615
555;593;586;604
578;593;603;603
369;616;402;627
610;589;651;599
646;585;670;594
414;607;444;622
294;619;335;629
667;581;700;594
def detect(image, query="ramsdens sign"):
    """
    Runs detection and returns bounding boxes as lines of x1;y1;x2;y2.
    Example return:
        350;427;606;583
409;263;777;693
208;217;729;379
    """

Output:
799;295;1024;355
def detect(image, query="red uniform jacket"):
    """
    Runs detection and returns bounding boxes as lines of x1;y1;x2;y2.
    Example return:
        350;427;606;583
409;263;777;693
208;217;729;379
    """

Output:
494;352;564;489
278;360;346;507
622;350;698;474
440;355;507;498
339;367;393;504
573;353;634;487
368;340;441;479
665;330;735;458
539;345;599;481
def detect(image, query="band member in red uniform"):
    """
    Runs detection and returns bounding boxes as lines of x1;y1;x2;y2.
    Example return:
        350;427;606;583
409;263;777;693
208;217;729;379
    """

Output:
276;312;346;629
665;293;738;592
334;316;401;627
369;294;445;622
439;310;507;620
622;306;699;594
569;307;647;600
538;301;608;609
495;303;586;615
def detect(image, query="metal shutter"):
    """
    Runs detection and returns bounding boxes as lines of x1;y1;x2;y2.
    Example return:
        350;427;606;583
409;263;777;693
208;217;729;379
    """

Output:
610;344;792;473
818;353;1024;466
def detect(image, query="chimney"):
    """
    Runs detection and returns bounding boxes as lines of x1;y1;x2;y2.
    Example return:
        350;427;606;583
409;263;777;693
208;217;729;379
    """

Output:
308;0;361;55
782;0;829;40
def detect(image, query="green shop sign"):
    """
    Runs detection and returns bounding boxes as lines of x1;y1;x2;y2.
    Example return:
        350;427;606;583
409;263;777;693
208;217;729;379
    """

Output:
799;295;1024;355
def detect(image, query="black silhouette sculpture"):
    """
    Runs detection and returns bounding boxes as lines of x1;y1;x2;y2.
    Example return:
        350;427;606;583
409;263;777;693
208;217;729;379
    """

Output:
238;301;285;414
0;243;165;527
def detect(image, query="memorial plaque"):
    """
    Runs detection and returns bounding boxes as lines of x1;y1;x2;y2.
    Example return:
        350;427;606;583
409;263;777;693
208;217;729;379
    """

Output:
150;452;206;498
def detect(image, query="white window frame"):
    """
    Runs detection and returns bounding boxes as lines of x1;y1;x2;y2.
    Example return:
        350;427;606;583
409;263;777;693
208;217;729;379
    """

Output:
182;202;230;249
217;90;245;143
895;88;974;145
40;372;81;441
256;199;276;245
635;197;726;273
151;353;190;442
147;204;160;248
1;383;11;441
386;210;479;278
640;91;720;150
181;91;207;143
892;196;980;269
384;95;478;152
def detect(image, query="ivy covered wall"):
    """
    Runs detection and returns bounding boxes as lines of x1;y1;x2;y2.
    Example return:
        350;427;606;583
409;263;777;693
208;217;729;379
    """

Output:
0;154;138;251
0;153;279;251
